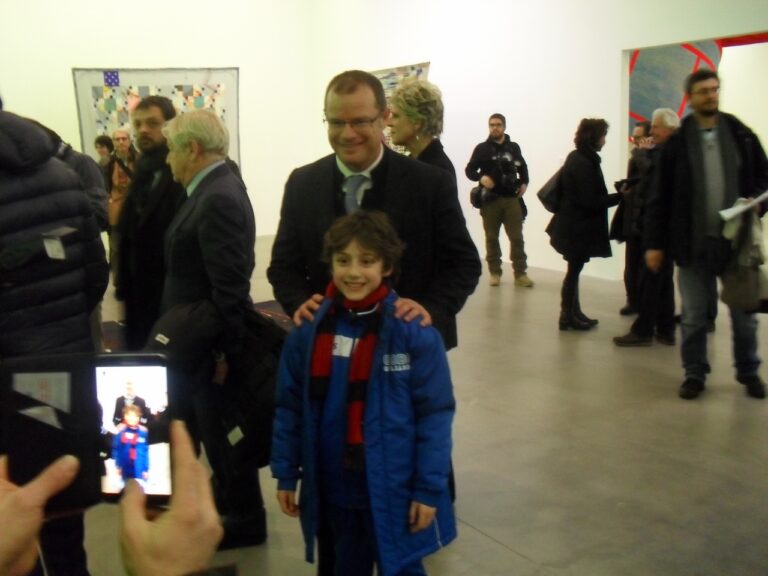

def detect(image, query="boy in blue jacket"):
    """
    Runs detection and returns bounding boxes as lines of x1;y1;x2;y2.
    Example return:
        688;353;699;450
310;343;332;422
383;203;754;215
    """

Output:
271;210;456;576
112;404;150;483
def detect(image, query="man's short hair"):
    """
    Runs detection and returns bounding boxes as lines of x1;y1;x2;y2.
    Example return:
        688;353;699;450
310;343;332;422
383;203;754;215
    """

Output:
322;211;405;278
113;128;131;140
489;113;506;126
94;134;114;152
635;121;651;137
573;118;609;149
325;70;387;113
389;78;444;137
135;95;176;121
162;110;229;156
652;108;681;129
685;69;719;95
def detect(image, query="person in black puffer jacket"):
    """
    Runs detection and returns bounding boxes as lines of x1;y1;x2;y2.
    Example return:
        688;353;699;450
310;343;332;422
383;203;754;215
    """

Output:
0;109;109;576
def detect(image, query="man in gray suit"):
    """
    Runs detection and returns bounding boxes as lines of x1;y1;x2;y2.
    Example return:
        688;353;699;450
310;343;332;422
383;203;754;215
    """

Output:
162;109;265;549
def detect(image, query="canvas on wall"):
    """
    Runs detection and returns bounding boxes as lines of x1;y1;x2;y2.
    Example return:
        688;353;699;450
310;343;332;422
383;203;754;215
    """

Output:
72;68;239;163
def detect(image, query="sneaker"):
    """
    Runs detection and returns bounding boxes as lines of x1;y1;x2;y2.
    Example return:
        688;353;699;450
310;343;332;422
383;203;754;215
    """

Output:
613;332;652;347
679;378;705;400
619;305;637;316
736;374;766;399
655;333;676;346
489;274;501;287
514;275;534;288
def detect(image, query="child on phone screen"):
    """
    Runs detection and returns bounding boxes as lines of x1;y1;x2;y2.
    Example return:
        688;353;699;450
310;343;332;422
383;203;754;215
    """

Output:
271;210;456;576
112;404;149;483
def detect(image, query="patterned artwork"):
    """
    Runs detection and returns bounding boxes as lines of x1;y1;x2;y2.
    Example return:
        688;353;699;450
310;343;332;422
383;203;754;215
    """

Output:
73;68;239;162
371;62;430;97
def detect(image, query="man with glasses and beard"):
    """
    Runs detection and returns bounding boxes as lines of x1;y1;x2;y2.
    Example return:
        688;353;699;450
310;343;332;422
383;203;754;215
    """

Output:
115;96;186;350
645;69;768;401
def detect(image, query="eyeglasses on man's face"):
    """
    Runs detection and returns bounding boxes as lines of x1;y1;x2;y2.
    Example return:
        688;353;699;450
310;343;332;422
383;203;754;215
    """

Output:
324;114;381;132
691;86;720;96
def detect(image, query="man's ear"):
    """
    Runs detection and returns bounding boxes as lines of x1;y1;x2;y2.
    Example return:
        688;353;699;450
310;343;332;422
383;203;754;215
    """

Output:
382;265;394;278
381;107;392;122
188;139;202;159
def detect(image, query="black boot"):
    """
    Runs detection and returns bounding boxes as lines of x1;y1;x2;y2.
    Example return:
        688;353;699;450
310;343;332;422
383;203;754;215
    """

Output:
573;286;598;327
559;311;592;331
559;289;591;331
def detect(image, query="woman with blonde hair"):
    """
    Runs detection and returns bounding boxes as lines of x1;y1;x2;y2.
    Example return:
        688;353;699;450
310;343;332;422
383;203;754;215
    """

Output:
388;78;455;178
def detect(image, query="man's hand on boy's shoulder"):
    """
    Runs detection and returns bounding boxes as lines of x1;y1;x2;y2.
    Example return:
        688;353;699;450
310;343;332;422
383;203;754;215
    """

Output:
292;294;432;328
293;294;325;326
394;298;431;327
408;501;437;533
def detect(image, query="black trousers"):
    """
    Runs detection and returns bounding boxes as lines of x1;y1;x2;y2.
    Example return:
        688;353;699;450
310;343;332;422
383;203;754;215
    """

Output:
561;258;586;317
171;365;265;525
623;238;644;309
631;257;675;337
31;515;89;576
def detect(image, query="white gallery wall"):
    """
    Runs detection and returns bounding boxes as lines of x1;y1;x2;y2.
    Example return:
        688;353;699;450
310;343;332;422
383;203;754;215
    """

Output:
1;0;766;280
719;42;768;145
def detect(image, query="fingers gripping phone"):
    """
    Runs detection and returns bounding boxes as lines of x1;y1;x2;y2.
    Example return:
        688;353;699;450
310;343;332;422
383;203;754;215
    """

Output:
1;352;172;513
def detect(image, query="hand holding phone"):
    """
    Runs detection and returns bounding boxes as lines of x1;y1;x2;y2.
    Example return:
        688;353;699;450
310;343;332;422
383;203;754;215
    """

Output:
119;421;222;575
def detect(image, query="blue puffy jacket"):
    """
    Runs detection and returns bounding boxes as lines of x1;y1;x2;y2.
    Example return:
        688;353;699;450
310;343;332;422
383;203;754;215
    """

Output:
271;290;456;575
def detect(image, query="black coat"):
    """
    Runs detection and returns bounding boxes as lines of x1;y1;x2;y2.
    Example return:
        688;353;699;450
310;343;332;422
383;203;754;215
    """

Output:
415;139;456;181
267;147;481;350
547;147;620;261
0;111;109;357
644;112;768;267
116;145;186;350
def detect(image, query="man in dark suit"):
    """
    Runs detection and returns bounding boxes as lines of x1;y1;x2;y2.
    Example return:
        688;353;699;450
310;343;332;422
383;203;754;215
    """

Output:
112;381;150;426
267;70;480;351
161;109;265;549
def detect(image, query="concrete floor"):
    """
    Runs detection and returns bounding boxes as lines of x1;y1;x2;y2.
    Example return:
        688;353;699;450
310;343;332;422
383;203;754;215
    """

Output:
89;237;768;575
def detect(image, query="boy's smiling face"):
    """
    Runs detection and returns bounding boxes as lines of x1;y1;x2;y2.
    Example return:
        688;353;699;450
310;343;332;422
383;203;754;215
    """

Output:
124;411;140;427
332;239;392;301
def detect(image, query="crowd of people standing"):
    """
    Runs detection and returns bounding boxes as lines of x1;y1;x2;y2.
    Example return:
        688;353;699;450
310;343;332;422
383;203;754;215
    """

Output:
0;65;766;576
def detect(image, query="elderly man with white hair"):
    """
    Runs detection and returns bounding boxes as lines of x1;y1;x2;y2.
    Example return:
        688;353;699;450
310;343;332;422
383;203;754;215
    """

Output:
613;107;681;348
161;109;266;549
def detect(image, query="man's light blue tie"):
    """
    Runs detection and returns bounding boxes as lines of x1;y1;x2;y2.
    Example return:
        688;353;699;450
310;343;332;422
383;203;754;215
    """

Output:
344;174;368;214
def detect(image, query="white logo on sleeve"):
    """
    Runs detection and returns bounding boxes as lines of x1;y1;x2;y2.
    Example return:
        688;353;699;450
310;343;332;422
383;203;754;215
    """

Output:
383;353;411;372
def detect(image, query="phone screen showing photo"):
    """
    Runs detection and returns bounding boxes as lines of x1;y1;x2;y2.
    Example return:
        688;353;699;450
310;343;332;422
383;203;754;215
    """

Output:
95;358;171;502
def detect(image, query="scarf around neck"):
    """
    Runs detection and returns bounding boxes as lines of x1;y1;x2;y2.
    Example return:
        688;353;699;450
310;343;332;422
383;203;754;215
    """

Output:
310;282;389;470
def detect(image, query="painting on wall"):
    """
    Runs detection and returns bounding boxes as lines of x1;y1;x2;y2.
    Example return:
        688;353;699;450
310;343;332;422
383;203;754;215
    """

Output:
371;62;430;154
72;68;239;163
627;33;768;136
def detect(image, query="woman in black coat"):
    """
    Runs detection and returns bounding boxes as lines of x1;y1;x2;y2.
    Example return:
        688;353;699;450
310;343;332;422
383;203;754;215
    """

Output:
388;78;456;179
547;118;620;330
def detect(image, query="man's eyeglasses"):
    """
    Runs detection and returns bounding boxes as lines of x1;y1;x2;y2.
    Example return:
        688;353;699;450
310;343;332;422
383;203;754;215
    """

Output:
324;115;381;132
691;86;720;96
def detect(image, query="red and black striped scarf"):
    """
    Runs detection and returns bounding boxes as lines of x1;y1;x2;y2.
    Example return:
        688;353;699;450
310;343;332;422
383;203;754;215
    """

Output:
310;282;388;471
121;425;141;462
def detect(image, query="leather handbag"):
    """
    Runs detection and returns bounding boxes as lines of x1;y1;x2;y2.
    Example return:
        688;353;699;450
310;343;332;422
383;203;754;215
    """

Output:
537;168;563;213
